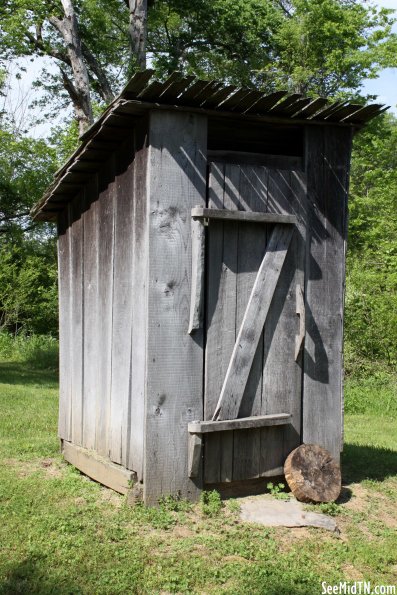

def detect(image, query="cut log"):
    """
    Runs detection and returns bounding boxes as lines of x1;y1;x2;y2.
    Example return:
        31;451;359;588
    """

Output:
284;444;341;503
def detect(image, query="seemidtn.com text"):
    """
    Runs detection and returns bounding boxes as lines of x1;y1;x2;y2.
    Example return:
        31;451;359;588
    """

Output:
322;582;396;595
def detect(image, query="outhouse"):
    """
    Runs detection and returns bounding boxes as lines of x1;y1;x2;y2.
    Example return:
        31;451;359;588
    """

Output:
32;71;385;505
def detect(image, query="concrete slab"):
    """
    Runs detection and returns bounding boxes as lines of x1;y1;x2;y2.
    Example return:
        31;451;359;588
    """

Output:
239;494;338;532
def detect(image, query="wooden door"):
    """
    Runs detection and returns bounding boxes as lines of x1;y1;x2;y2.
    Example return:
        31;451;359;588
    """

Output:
203;162;307;484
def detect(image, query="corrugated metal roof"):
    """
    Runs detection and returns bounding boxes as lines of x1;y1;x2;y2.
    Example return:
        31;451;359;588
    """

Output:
32;69;388;220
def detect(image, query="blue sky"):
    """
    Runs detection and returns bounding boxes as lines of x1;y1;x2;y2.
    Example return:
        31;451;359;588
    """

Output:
361;0;397;112
4;0;397;136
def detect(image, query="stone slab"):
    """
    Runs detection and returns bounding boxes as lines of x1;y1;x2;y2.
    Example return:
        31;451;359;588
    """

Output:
239;494;338;532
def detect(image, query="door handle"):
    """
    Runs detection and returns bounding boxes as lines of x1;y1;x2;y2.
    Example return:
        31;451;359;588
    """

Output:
295;284;305;361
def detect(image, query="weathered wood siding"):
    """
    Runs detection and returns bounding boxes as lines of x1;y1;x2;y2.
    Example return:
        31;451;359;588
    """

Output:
57;131;149;479
204;164;306;484
302;126;352;459
144;110;207;505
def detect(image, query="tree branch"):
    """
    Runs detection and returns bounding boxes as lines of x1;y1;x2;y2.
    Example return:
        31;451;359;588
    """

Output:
24;30;71;66
81;42;115;103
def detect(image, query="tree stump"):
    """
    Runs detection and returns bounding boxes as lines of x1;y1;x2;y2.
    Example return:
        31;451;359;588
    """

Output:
284;444;341;503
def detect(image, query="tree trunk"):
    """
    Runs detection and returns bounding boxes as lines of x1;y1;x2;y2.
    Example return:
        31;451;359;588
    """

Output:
128;0;148;70
51;0;94;134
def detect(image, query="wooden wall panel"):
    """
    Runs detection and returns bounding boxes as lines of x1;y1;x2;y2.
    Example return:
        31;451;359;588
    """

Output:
233;165;268;481
144;111;207;504
110;138;135;465
82;177;99;451
303;126;352;460
204;163;239;484
127;121;149;478
261;169;306;471
57;206;72;442
95;156;116;457
70;193;84;446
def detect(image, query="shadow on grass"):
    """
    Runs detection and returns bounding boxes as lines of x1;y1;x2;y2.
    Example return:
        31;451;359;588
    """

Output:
0;556;80;595
0;362;58;389
342;442;397;484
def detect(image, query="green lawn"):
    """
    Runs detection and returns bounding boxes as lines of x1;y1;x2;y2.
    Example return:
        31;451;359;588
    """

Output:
0;361;396;594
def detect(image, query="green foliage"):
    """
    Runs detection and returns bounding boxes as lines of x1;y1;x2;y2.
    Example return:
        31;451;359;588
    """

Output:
345;373;397;418
200;490;222;516
0;332;58;369
0;363;396;593
346;114;397;372
1;0;396;119
266;481;290;500
149;0;397;94
0;0;130;112
267;0;397;96
0;127;57;236
226;498;241;514
0;239;58;335
306;502;343;516
158;493;192;513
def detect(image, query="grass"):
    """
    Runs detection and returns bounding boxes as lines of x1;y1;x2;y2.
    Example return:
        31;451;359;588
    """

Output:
0;359;396;594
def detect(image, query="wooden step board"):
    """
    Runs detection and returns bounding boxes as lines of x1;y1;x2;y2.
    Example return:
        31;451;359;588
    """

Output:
187;413;292;478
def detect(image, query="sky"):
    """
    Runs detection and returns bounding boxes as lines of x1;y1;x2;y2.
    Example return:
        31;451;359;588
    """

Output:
361;0;397;110
3;0;397;138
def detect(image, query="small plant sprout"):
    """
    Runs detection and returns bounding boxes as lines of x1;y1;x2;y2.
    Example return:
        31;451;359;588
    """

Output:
200;490;222;516
266;482;290;500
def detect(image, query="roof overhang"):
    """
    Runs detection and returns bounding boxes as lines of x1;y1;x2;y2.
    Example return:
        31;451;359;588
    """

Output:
32;69;388;221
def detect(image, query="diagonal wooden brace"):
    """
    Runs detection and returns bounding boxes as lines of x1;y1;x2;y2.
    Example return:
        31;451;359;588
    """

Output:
212;223;294;421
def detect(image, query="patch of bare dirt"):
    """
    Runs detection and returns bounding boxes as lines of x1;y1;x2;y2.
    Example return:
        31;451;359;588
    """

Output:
4;457;64;479
172;525;195;538
343;483;369;513
39;458;63;477
342;564;364;581
100;486;123;507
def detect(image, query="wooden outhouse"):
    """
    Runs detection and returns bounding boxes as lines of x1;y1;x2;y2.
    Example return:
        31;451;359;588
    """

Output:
32;71;384;505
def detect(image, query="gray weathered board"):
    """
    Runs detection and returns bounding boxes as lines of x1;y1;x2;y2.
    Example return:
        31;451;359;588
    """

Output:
57;135;148;478
144;110;208;505
204;163;306;484
302;126;351;459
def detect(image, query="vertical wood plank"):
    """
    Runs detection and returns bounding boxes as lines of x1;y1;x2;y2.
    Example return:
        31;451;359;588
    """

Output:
303;126;351;460
127;119;149;478
82;176;99;451
96;156;116;457
261;168;307;472
70;193;84;446
203;163;225;484
144;111;207;504
109;138;135;465
57;206;72;442
232;165;268;481
204;163;240;483
218;163;240;483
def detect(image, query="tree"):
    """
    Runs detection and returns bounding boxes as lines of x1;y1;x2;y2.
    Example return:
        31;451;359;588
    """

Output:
345;114;397;370
0;126;57;237
1;0;130;133
1;0;396;135
147;0;397;95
